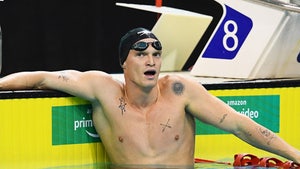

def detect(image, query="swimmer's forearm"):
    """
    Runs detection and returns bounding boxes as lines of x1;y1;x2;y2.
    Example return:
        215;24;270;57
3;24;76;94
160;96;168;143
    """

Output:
0;71;47;90
252;127;300;163
235;118;300;163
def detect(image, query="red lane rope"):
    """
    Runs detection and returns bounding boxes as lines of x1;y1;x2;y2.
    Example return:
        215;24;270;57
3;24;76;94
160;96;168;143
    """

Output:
195;153;300;169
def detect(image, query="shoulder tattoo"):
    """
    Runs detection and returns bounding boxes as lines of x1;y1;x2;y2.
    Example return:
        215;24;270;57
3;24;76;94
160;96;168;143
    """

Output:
172;81;184;95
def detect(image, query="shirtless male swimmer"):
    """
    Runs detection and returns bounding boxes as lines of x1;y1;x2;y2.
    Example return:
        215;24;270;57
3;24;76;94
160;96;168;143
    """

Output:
0;27;299;168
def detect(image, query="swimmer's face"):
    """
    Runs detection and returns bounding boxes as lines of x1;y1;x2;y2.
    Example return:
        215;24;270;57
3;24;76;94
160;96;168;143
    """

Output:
123;38;162;87
118;27;161;67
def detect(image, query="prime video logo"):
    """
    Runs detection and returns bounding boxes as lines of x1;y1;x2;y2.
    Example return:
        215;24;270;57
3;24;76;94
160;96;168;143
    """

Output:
52;104;101;145
74;108;99;138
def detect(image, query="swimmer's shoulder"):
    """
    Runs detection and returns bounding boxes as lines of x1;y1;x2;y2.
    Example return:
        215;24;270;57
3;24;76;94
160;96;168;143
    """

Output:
81;70;124;87
158;73;192;84
158;74;189;89
158;73;204;91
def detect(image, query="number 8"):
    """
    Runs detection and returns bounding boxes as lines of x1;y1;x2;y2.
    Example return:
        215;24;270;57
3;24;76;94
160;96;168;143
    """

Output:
223;20;239;51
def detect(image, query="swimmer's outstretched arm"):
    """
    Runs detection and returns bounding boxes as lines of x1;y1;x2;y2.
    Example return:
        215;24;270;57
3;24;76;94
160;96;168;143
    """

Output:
0;71;50;90
0;70;112;102
183;76;300;164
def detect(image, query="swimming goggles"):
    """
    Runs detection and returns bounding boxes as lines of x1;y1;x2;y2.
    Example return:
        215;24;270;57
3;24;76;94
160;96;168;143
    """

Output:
131;41;162;51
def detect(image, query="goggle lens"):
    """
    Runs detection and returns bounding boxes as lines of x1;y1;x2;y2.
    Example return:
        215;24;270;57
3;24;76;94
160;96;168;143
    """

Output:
131;41;162;51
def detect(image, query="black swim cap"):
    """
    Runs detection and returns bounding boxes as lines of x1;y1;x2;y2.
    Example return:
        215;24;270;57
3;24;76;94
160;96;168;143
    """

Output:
118;27;160;67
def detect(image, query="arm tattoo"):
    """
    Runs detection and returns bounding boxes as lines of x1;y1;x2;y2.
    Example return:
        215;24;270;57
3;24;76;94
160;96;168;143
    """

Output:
118;97;127;115
246;131;252;137
160;118;172;132
219;114;228;123
58;72;69;82
258;127;276;145
172;81;184;95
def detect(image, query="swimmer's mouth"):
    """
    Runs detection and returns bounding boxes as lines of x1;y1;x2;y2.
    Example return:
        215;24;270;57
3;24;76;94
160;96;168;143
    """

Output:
144;70;156;76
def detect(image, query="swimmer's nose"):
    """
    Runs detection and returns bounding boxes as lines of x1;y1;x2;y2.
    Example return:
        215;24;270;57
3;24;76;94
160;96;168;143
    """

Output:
146;55;155;67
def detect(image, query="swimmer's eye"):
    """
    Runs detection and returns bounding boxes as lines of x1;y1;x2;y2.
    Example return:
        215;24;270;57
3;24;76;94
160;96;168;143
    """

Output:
153;52;161;58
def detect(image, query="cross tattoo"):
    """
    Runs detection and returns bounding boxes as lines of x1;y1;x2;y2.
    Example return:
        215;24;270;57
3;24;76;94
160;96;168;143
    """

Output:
160;118;172;132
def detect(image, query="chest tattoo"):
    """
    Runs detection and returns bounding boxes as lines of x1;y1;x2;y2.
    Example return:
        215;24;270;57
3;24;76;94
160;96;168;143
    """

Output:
118;97;127;115
160;118;172;132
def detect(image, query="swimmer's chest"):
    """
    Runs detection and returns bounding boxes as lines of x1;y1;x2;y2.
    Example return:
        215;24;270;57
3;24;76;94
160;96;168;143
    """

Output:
113;99;187;144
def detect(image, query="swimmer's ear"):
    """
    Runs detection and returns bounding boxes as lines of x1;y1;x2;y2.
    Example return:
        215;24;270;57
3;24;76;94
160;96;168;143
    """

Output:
122;62;127;69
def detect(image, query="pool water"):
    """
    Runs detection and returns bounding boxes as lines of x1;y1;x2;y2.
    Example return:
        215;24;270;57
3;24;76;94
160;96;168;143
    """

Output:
44;163;279;169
